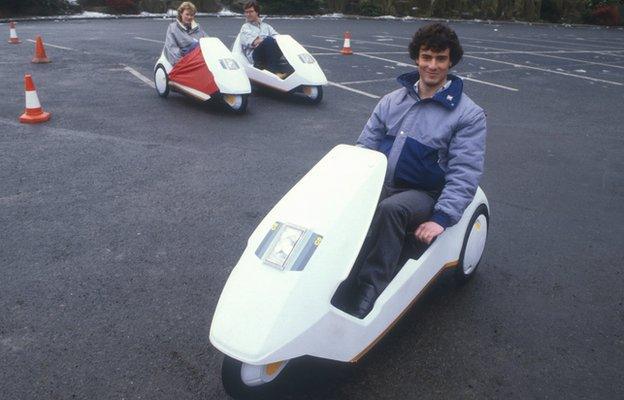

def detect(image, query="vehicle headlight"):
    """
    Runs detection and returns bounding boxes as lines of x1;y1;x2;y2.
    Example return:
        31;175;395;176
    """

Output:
298;53;316;64
255;222;322;271
219;58;240;70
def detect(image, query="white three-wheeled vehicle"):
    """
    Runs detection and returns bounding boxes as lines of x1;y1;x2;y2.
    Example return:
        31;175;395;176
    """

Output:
154;37;251;113
231;34;328;104
210;145;489;398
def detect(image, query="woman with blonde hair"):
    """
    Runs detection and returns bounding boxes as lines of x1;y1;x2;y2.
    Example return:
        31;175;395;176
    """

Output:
163;2;207;65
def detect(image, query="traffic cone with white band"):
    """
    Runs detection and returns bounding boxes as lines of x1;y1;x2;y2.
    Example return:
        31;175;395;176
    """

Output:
8;21;21;44
32;36;51;63
341;31;353;55
19;74;51;124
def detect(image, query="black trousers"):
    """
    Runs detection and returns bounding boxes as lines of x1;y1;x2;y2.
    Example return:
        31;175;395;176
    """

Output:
354;185;437;296
252;36;283;72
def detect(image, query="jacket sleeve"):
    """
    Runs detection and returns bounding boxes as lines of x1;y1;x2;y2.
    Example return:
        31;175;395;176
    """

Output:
164;24;181;65
431;109;487;228
356;95;390;150
239;24;257;50
268;23;278;36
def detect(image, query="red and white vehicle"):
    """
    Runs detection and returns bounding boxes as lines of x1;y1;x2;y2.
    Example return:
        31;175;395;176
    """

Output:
154;37;252;113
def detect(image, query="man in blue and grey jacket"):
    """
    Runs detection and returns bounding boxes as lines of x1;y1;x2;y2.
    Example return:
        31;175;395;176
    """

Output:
350;23;487;318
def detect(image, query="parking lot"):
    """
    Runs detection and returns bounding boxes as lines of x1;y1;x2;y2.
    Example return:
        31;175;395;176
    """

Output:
1;16;623;399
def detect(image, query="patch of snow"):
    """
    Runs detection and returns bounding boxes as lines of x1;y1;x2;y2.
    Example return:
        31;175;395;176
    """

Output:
68;11;112;18
376;15;397;20
320;13;344;19
574;69;586;73
217;7;240;16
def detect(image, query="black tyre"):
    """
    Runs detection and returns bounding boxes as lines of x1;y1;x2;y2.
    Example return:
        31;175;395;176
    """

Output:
301;85;323;104
222;94;248;114
455;204;489;284
154;64;169;98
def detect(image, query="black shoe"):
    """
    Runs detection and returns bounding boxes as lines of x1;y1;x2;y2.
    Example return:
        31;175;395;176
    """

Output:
351;282;377;319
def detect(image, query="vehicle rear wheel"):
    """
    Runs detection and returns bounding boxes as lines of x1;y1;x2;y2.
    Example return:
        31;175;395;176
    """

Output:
455;204;489;284
222;355;289;399
154;64;169;98
301;85;323;104
222;94;248;114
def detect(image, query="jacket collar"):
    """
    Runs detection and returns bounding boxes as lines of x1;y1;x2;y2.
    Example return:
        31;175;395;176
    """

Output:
396;71;463;110
177;19;199;33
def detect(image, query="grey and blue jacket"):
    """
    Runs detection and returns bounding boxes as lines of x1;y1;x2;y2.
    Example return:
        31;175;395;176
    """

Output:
163;20;207;65
357;71;487;228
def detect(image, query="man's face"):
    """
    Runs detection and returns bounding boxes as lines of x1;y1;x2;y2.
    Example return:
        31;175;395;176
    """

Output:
416;46;451;88
244;7;259;23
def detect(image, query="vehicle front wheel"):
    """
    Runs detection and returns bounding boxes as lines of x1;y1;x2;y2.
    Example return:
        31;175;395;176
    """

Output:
301;85;323;104
154;64;169;98
222;355;289;399
221;94;248;114
455;204;489;284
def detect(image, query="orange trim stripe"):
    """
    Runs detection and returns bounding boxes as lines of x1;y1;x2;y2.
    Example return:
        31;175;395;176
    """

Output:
350;260;458;363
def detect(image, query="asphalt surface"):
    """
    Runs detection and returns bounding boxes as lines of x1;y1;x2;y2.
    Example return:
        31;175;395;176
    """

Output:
1;16;623;400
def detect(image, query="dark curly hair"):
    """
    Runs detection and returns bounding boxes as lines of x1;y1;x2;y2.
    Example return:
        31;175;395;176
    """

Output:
408;23;464;66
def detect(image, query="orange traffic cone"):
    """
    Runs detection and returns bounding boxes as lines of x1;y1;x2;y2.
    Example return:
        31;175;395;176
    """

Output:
19;74;51;124
8;21;21;44
32;36;51;63
341;31;353;55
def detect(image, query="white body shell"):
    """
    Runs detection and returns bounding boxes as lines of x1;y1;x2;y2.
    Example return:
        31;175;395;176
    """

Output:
210;145;489;365
231;34;328;92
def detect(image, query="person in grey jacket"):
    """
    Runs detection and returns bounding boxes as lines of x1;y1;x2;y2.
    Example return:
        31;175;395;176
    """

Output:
163;2;207;66
238;1;286;75
349;23;487;318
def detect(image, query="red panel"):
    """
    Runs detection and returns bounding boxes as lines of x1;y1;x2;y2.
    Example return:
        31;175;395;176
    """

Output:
169;46;219;96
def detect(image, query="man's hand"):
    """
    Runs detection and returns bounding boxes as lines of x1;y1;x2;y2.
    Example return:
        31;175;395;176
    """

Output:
415;221;444;244
252;36;263;48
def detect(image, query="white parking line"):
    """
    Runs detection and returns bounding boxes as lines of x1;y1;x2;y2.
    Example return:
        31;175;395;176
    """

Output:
503;34;624;50
310;52;342;56
468;49;624;55
380;34;567;51
314;36;624;86
313;51;407;56
312;35;405;48
26;39;74;50
378;34;624;62
122;65;155;88
340;78;395;85
134;36;164;44
457;42;624;70
466;54;624;86
306;44;519;92
327;81;380;99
